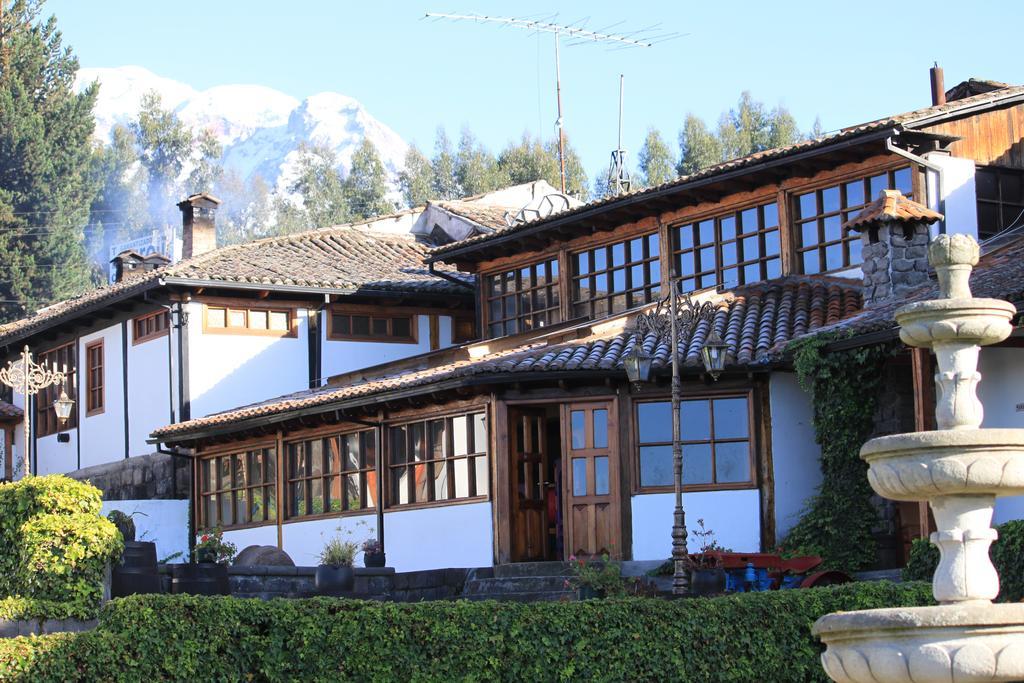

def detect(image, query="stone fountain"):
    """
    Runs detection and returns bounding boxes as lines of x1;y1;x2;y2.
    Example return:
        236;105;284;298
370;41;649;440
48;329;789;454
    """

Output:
814;233;1024;683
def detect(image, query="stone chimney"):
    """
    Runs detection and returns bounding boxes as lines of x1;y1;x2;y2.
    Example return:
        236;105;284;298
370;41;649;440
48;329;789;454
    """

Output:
845;190;943;306
110;250;171;283
178;193;221;259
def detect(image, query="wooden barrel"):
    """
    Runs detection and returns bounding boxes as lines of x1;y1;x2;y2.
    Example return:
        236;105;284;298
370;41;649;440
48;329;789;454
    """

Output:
112;541;162;597
171;563;229;596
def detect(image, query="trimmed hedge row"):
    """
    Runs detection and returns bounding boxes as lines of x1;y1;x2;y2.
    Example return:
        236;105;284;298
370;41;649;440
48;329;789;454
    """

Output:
902;519;1024;602
0;597;94;622
0;475;122;615
0;582;932;682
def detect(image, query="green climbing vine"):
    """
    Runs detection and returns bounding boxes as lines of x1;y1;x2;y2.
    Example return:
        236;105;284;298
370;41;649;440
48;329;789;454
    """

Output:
781;332;897;572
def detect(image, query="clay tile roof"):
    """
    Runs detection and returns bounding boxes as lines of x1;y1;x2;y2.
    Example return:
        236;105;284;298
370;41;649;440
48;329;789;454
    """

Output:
844;190;944;231
432;201;511;230
152;274;861;441
0;223;469;346
0;400;23;420
429;83;1024;260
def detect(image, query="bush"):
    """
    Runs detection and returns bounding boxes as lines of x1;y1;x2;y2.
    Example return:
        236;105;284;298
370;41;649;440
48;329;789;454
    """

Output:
0;597;95;622
0;582;932;682
0;475;122;616
902;519;1024;602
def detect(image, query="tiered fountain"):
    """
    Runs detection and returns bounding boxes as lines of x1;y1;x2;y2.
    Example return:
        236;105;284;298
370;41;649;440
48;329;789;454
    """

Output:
814;233;1024;683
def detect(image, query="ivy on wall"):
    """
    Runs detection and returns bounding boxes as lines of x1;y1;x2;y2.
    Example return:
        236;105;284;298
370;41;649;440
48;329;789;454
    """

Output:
781;333;896;572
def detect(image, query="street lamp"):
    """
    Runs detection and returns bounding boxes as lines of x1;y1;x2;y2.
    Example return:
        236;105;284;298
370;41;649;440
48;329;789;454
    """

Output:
628;280;720;594
0;345;72;479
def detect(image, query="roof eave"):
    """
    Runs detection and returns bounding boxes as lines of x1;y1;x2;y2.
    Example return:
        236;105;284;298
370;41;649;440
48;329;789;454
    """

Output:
157;277;472;299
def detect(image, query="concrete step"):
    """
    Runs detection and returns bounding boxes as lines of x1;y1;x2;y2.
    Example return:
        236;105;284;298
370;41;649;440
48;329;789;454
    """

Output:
491;562;574;579
463;575;573;596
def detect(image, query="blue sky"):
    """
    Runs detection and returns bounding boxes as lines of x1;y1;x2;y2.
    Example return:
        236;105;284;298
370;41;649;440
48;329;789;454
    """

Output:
48;0;1022;178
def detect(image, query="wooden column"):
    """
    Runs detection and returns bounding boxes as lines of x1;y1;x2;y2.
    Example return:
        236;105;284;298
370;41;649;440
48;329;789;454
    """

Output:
276;430;285;549
756;381;776;551
911;348;936;537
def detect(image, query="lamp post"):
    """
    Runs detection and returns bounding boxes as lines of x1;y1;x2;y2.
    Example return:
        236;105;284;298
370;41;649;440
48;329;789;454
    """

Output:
0;345;73;480
625;279;724;594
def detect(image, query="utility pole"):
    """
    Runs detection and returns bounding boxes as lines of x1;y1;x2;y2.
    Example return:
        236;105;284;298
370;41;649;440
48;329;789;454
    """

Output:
425;13;675;196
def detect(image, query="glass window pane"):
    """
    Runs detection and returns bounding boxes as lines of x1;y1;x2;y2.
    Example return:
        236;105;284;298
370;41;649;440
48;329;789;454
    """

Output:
740;208;758;234
593;409;608;449
454;458;469;498
845;180;865;207
611;242;625;266
410;423;425;461
249;488;264;522
647;233;659;257
249;310;268;330
571;410;586;449
207;308;226;328
247;451;263;486
640;445;673;487
822;186;840;213
219;456;232;489
638;402;671;442
343;474;359;510
269;311;289;331
310;477;323;514
722;268;738;289
869;173;887;199
595;456;609;495
720;216;736;240
429;419;446;460
698;220;714;244
332;315;350;335
352;316;370;335
797;192;816;219
390;426;407;464
894;167;913;195
576;252;590;274
433;461;449;501
801;221;818;248
342;434;359;471
824;216;842;242
826;244;843;271
715;442;750;483
266;488;277;522
474;456;489;496
764;230;780;256
309;440;324;476
593;248;606;271
766;258;781;279
572;458;587;496
392;317;412;338
763;203;778;228
744;263;760;284
414;463;429;502
683;444;713;485
452;415;469;456
291;479;305;517
362;433;376;469
677;225;694;250
234;489;247;524
803;250;820;275
721;241;737;266
233;453;245;488
742;235;759;258
681;400;711;441
392;466;409;505
848;238;862;266
713;398;748;438
372;318;389;336
228;309;246;328
472;413;487;454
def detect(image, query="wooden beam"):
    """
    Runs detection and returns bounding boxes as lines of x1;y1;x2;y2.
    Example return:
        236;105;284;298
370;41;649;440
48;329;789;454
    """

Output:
911;348;936;539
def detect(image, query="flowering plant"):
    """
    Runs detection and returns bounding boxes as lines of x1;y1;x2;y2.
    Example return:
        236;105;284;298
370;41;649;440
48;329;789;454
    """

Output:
687;518;727;569
361;538;382;554
564;552;624;596
195;527;237;565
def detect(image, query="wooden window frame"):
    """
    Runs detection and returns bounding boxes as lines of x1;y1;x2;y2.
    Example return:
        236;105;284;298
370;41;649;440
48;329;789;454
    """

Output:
284;429;378;521
132;309;170;345
484;258;561;338
84;340;104;417
976;165;1024;241
36;342;76;438
198;447;278;530
202;304;297;338
327;304;418;344
669;200;782;292
792;166;914;275
451;314;477;344
570;232;661;320
632;390;756;494
386;411;489;510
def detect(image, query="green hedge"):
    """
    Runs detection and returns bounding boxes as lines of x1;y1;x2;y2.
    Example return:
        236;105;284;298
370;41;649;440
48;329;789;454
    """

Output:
0;582;932;682
902;519;1024;602
0;475;121;615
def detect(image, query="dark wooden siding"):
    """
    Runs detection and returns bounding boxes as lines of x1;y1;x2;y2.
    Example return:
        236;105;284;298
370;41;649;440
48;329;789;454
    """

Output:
922;102;1024;168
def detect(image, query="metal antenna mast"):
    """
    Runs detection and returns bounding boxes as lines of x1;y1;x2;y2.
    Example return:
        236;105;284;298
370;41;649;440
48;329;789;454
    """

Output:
425;12;673;195
608;74;631;196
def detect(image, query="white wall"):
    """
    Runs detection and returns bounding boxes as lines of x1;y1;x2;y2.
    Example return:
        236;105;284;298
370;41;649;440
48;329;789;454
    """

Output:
188;302;311;418
279;513;377;566
925;153;978;239
127;319;174;457
102;499;189;563
77;325;125;469
321;314;447;380
769;372;823;541
630;489;761;561
978;346;1024;524
223;525;280;558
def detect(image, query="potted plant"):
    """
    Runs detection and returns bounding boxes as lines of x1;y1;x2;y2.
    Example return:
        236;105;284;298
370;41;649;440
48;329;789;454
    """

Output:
565;552;623;600
362;538;385;568
687;519;727;596
316;532;359;594
172;528;236;596
108;509;162;597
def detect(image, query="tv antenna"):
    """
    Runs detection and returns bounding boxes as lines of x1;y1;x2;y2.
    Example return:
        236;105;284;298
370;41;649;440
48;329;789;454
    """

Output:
424;13;678;195
607;74;631;196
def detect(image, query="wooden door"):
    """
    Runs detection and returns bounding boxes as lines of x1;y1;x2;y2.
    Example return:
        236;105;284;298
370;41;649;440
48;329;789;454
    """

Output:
509;408;549;562
562;401;621;559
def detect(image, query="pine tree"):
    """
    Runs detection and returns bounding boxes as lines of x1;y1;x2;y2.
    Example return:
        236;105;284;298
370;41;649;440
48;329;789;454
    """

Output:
431;128;459;200
399;144;433;207
0;0;103;319
637;128;676;188
343;138;394;220
677;114;722;175
454;127;503;197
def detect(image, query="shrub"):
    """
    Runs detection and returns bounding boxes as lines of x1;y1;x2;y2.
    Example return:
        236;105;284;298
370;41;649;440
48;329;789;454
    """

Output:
902;519;1024;602
0;475;121;617
106;510;135;543
0;582;932;682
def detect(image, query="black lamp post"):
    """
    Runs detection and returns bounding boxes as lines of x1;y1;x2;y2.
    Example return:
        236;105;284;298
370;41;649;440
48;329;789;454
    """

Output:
626;279;721;594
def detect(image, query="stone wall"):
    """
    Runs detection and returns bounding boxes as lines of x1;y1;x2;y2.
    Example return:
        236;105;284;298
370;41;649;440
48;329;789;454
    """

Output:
859;221;930;306
68;451;190;501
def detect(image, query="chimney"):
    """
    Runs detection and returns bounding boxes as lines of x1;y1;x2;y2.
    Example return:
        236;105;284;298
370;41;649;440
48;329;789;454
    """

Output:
845;190;943;306
178;193;221;259
110;250;171;283
930;62;946;106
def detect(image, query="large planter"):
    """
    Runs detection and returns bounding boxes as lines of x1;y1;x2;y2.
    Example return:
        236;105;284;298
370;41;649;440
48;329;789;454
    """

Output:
171;562;230;596
112;541;162;598
363;551;386;568
315;564;355;594
690;567;727;596
575;585;604;601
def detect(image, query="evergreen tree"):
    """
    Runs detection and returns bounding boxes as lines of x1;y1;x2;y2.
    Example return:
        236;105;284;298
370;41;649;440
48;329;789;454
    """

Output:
131;90;192;226
430;128;459;200
187;127;223;195
497;133;555;187
455;127;503;197
546;135;589;200
343;138;393;220
767;106;802;150
0;0;102;318
592;165;614;199
279;141;348;231
677;114;722;175
86;123;148;263
810;116;825;139
637;128;676;188
399;144;433;207
214;171;272;245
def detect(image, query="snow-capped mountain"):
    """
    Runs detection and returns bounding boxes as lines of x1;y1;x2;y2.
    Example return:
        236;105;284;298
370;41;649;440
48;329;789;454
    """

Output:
76;66;408;191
